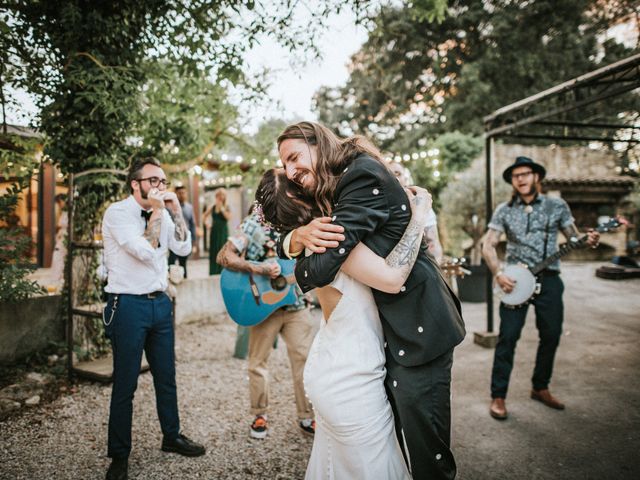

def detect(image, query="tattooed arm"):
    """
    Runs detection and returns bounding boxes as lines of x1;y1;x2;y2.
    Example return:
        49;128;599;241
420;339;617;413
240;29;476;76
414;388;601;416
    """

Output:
170;206;189;242
216;240;281;278
481;228;502;276
144;189;166;249
340;187;432;294
481;228;516;293
143;212;163;249
561;223;600;248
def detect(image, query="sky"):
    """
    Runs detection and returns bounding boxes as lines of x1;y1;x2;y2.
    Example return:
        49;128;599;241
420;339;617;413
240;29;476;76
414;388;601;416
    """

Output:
238;10;369;133
4;9;369;135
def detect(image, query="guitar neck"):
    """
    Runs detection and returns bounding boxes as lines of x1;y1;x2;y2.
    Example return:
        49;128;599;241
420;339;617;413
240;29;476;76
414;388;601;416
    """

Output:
531;235;587;275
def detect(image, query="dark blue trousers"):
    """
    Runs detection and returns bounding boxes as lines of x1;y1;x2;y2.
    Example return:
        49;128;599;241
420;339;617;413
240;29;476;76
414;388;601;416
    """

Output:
491;274;564;399
104;292;180;458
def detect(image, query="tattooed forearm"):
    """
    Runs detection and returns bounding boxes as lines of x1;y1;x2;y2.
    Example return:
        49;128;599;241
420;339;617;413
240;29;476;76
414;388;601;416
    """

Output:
144;217;162;249
481;229;502;275
170;208;188;242
384;208;428;283
216;242;254;274
561;223;580;242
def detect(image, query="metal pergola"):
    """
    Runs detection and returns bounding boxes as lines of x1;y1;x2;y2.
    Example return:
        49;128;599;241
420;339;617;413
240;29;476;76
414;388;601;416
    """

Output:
482;53;640;337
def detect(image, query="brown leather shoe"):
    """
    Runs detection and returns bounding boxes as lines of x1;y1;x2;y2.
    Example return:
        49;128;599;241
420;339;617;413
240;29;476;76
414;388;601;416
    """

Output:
531;389;565;410
490;398;508;420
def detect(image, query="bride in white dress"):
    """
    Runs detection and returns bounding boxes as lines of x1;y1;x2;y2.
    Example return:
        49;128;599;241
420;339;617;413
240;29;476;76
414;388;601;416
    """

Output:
304;271;409;480
256;169;432;480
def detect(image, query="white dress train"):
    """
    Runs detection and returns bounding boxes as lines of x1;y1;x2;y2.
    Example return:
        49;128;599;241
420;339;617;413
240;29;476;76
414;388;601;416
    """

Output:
303;272;411;480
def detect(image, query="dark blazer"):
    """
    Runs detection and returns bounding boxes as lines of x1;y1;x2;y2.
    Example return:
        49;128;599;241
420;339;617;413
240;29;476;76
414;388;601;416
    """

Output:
279;154;466;366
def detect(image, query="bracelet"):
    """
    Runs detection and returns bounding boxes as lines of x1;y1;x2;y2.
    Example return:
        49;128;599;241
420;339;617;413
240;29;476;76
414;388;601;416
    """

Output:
495;269;504;278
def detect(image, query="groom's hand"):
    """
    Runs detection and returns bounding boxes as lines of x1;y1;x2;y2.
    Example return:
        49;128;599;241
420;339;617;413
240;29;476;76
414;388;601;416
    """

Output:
291;217;345;254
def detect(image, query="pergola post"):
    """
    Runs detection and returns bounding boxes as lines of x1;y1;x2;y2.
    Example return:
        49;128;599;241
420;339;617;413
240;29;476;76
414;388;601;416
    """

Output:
474;135;499;349
485;135;495;333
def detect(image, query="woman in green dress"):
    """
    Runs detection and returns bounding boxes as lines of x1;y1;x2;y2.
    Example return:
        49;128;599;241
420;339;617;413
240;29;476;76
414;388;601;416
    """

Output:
204;188;231;274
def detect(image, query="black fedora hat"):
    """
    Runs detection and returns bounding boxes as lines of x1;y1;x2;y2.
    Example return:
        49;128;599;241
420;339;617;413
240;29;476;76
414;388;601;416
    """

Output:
502;156;546;183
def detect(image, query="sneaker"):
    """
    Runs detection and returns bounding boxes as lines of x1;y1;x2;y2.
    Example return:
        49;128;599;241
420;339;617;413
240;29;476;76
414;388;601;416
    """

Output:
250;414;268;439
299;418;315;437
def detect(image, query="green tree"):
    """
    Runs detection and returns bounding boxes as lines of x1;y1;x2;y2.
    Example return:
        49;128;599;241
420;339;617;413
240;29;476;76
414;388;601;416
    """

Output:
135;61;240;169
402;131;484;210
439;165;511;263
315;0;638;145
0;0;382;353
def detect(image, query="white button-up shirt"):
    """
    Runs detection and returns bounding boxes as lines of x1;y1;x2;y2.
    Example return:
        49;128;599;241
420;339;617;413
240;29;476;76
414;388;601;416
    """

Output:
102;195;191;294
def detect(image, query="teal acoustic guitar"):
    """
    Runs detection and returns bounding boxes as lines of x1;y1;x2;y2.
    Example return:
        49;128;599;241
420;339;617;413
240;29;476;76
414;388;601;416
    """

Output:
220;258;298;326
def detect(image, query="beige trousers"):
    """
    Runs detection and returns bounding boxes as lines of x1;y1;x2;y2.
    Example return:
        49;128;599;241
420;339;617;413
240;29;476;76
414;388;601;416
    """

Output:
248;307;315;420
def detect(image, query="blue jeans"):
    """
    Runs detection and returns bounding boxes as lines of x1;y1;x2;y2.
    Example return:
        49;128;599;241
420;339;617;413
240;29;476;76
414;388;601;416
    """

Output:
491;274;564;399
104;292;180;458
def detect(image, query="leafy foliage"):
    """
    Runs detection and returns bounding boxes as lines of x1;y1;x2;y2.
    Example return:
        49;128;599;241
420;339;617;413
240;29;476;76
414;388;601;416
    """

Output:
0;0;386;352
439;164;511;263
0;136;44;302
403;131;484;209
314;0;638;147
135;61;241;168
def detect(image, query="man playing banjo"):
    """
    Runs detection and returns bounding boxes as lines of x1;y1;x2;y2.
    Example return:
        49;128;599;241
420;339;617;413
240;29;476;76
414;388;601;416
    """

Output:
482;156;599;420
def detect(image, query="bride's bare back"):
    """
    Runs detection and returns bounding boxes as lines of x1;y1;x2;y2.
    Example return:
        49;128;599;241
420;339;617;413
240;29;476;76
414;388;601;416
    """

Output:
315;286;342;322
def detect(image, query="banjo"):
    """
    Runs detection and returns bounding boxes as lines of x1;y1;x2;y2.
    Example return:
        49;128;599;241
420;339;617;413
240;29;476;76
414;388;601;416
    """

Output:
498;217;621;308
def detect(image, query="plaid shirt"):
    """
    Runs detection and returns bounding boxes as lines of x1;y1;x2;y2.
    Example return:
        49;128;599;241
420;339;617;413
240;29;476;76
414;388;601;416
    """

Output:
488;194;574;271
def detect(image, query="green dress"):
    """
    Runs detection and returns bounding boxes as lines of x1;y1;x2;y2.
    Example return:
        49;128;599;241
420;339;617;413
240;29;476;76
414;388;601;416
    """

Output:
209;208;229;275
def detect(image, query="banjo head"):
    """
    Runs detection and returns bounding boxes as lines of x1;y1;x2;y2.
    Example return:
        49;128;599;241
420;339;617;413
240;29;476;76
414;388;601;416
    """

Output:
500;264;537;307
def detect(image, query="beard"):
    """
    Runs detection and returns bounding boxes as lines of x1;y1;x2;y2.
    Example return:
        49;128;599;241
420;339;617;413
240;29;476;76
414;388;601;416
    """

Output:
139;183;151;200
301;182;316;197
524;184;537;196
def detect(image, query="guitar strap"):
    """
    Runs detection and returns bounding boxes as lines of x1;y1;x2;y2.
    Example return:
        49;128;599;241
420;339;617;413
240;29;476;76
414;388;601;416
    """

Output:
248;274;262;306
542;197;553;264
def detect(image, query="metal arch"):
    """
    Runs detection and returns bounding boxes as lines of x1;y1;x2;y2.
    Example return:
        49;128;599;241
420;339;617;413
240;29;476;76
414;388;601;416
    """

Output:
65;168;129;382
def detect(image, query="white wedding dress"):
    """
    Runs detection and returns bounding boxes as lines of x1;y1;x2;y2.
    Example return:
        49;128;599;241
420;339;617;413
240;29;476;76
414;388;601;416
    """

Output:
303;272;411;480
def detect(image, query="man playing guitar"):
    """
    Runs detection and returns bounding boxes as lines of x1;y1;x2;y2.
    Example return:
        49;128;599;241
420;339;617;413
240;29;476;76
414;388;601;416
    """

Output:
216;209;316;440
482;156;599;420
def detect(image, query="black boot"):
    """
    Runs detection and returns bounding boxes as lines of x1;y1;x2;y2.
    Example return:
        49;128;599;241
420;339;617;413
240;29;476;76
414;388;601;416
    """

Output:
161;433;206;457
106;457;128;480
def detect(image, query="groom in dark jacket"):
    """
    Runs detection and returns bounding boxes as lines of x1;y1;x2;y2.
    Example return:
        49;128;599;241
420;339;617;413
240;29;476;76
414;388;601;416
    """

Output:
275;122;465;480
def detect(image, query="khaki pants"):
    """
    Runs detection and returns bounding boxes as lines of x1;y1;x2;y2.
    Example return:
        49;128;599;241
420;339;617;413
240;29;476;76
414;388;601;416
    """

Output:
248;307;315;420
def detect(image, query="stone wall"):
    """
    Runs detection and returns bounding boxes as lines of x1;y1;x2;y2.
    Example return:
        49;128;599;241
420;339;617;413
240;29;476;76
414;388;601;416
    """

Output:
174;275;228;325
0;295;64;364
0;278;228;365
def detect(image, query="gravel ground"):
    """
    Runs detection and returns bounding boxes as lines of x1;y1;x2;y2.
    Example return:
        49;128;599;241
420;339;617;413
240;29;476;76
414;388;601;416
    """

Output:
3;262;639;480
0;313;320;480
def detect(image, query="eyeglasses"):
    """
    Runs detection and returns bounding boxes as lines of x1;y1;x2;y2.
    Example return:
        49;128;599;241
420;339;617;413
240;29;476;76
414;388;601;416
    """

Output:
512;171;534;181
136;177;170;187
